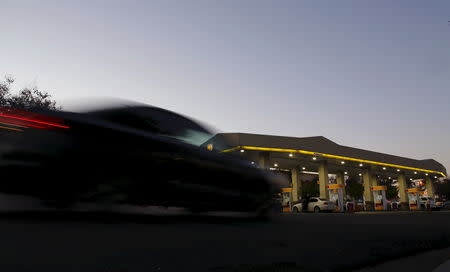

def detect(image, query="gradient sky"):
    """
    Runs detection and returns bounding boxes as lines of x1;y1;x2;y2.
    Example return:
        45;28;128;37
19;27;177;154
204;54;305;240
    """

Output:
2;0;450;172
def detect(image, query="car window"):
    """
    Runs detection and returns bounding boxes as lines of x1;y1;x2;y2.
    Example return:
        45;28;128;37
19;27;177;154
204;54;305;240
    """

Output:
319;198;327;201
310;199;318;202
100;111;158;132
93;107;214;147
132;107;213;146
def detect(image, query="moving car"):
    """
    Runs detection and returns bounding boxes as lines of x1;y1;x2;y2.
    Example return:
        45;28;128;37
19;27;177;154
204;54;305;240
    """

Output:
0;104;280;216
291;197;336;213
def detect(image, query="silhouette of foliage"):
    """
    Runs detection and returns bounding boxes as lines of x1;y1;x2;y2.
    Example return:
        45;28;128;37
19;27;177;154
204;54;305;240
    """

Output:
435;180;450;200
384;182;399;200
0;76;60;111
301;178;320;197
346;177;364;199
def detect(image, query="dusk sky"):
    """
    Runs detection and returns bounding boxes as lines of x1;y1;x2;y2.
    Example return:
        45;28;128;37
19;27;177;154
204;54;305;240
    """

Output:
2;1;450;172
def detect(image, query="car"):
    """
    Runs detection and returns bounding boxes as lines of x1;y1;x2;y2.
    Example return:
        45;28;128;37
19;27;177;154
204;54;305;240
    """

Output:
387;199;401;210
419;196;437;210
345;199;366;212
442;201;450;210
291;197;336;213
0;104;281;216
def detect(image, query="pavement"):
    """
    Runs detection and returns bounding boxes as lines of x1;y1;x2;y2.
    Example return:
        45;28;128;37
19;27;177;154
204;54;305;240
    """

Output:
355;246;450;272
1;211;450;272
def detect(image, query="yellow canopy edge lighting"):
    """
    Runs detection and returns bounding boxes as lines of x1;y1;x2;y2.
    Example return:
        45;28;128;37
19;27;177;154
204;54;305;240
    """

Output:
221;145;446;177
220;146;241;153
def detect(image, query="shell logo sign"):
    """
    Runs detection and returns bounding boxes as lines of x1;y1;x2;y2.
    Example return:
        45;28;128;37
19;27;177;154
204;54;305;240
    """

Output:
207;144;214;151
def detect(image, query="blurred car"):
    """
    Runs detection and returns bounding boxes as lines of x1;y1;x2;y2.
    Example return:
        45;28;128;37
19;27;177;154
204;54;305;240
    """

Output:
0;104;280;216
271;194;283;213
419;196;437;210
442;201;450;210
387;199;401;210
344;199;366;212
291;197;335;213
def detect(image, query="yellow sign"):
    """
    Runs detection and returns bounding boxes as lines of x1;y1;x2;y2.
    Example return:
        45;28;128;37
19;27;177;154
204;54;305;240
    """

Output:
371;186;387;191
207;144;213;151
327;184;344;189
405;188;422;193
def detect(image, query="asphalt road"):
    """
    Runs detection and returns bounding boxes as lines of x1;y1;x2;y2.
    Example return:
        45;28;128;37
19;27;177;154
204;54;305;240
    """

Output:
1;211;450;272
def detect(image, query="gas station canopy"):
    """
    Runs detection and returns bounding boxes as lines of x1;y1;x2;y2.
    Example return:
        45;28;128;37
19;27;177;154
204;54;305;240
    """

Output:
203;133;447;179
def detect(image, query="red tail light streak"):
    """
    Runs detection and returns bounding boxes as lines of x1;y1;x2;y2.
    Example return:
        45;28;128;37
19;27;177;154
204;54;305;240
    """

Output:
0;107;70;131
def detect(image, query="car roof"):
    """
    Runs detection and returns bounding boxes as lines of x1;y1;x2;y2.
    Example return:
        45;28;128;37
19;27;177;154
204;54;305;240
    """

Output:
87;105;211;134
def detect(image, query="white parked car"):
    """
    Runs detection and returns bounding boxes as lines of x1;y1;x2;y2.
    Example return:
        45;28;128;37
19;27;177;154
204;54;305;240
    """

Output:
292;197;336;213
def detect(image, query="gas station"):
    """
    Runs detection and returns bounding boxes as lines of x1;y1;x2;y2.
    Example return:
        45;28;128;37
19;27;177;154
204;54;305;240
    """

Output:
204;133;447;211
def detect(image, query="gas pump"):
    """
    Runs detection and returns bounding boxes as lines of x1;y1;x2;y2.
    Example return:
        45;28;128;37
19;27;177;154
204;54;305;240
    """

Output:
281;188;293;213
406;188;424;211
371;186;387;211
327;184;344;212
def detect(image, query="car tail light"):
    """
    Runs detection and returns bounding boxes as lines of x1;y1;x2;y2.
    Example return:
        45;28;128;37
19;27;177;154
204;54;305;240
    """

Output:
0;107;69;131
323;202;329;205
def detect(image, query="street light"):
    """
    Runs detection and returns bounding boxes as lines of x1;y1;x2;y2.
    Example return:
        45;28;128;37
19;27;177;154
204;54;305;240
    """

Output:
240;149;245;153
344;171;348;175
359;163;363;167
289;153;293;157
274;163;278;167
302;167;306;170
341;161;345;165
382;167;386;170
312;157;317;161
359;173;362;176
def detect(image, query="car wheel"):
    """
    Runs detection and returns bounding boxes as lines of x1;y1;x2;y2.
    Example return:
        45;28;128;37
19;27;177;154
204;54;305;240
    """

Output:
293;207;299;213
314;206;320;213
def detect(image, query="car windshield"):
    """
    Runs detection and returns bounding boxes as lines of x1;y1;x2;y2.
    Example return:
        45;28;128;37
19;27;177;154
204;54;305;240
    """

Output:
90;106;215;146
135;108;214;146
319;198;328;201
